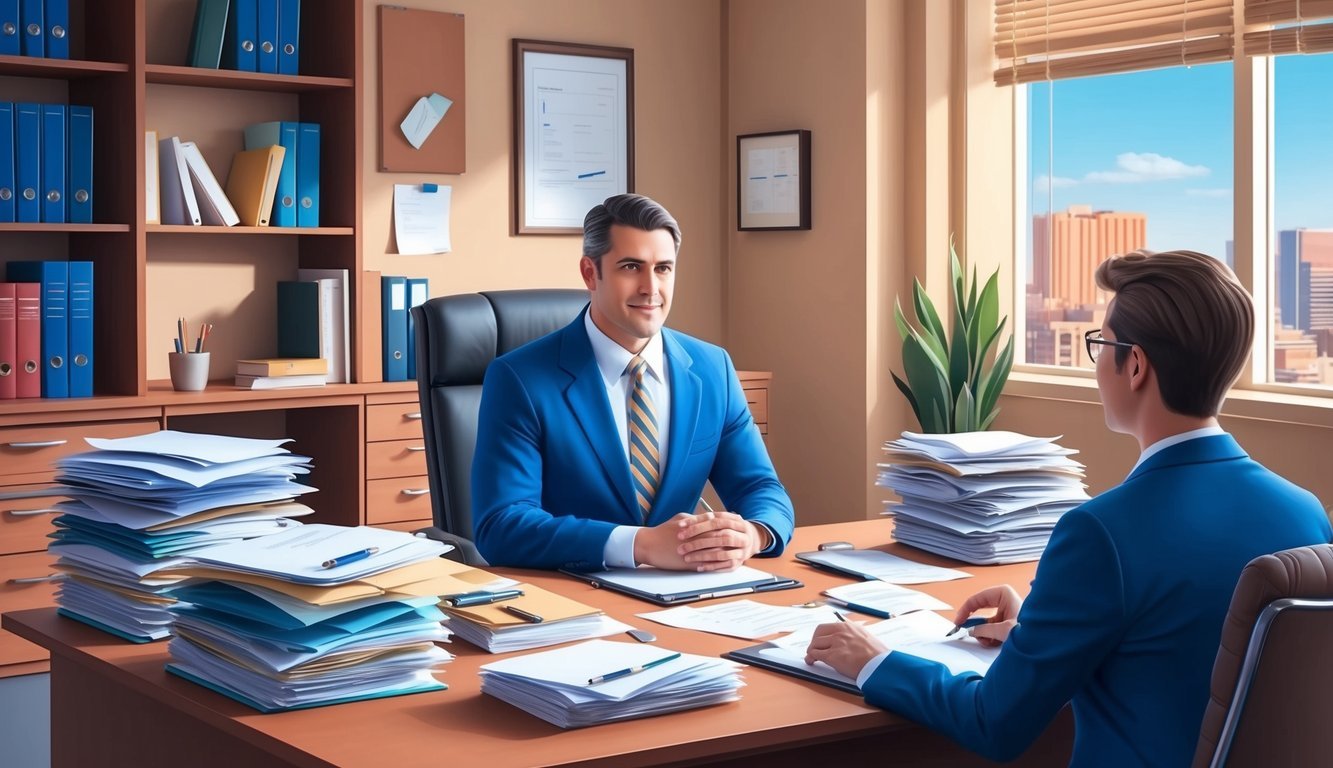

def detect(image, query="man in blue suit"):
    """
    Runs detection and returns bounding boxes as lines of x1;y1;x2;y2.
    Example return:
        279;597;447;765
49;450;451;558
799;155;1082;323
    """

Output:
806;250;1331;766
472;194;795;572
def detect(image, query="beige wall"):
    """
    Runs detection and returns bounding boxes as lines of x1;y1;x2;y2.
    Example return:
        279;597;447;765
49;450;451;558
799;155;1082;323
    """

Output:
361;0;726;343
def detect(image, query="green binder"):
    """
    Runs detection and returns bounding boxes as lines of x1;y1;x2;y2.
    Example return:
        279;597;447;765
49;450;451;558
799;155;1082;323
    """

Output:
276;280;322;359
187;0;231;69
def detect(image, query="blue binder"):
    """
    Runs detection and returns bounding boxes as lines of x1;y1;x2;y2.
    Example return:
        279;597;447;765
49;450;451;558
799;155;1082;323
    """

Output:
0;0;19;56
381;276;407;382
67;261;92;397
6;260;68;398
0;102;14;223
40;103;64;223
405;277;428;380
66;105;92;223
43;0;66;58
296;122;319;227
14;102;40;223
221;0;257;72
18;0;39;56
242;120;296;226
277;0;300;75
256;0;278;73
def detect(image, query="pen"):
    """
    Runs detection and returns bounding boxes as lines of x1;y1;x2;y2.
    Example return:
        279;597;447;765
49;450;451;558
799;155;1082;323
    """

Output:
587;652;682;685
443;589;524;607
946;616;989;637
698;497;717;515
824;596;892;619
834;610;848;622
503;605;544;624
321;547;379;569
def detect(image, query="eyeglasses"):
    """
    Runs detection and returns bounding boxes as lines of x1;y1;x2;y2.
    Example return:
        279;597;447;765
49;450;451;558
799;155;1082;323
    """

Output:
1084;329;1135;363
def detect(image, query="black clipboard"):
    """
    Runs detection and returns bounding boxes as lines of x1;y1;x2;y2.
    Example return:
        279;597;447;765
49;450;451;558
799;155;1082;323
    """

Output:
560;569;802;606
723;643;861;695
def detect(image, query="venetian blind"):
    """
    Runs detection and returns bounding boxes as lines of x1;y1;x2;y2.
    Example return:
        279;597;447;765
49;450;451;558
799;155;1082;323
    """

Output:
1244;0;1333;55
994;0;1235;85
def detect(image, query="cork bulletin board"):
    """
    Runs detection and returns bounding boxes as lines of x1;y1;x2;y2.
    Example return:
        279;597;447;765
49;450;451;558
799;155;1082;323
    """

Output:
378;5;466;173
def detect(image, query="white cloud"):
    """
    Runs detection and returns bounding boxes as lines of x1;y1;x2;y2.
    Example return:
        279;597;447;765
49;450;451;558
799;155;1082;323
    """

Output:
1083;152;1209;184
1033;174;1078;193
1185;187;1231;198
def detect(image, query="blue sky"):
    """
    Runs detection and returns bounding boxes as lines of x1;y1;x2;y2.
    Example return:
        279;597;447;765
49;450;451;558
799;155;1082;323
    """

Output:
1027;55;1333;261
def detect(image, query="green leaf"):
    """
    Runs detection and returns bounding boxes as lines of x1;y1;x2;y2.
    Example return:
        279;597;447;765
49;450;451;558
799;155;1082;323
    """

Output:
912;278;949;355
978;336;1015;422
893;297;911;342
975;317;1008;374
949;239;964;311
953;385;976;433
980;408;1000;431
903;336;952;433
891;371;922;429
976;268;1000;350
929;400;949;435
948;301;970;403
965;264;979;325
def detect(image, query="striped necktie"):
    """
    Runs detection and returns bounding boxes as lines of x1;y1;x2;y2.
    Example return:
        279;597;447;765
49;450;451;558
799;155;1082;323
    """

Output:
627;355;660;522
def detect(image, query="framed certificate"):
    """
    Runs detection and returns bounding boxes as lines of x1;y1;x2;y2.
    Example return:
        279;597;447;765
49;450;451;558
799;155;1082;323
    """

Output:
737;130;811;231
512;39;635;235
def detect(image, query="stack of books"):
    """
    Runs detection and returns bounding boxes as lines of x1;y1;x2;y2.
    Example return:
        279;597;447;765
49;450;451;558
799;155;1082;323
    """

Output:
234;357;328;389
480;639;744;729
48;430;316;641
159;524;455;712
877;431;1090;564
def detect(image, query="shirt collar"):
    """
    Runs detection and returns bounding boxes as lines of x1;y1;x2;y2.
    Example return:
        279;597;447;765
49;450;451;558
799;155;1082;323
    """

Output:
1131;425;1227;472
584;310;665;387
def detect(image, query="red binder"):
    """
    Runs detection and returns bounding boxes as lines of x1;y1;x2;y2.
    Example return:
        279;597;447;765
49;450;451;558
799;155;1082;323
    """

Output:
0;283;14;399
14;282;40;399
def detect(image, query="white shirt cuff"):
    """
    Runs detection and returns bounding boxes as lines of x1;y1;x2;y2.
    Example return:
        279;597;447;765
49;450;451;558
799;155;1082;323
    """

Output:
603;525;640;569
856;650;892;690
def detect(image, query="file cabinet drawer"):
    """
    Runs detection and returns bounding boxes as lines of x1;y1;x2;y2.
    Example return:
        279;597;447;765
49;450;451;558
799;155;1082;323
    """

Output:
744;387;768;425
0;551;60;669
0;419;161;479
366;404;424;443
366;439;429;480
0;484;65;556
365;477;432;525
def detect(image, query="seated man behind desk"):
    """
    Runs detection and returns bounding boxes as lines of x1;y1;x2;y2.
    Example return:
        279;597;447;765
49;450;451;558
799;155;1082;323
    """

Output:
472;193;794;571
806;249;1332;767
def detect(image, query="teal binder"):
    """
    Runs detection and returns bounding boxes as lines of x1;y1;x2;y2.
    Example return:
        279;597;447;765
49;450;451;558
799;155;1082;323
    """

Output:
276;280;321;359
187;0;230;69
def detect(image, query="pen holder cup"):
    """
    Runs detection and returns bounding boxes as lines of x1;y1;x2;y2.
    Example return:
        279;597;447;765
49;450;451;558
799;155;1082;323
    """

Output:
168;352;210;392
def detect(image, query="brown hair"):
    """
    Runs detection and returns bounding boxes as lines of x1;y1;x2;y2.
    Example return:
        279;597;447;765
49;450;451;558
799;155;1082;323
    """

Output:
1095;249;1253;417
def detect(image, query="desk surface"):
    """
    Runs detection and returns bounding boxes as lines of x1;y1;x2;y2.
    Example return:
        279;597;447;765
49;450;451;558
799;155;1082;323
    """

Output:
4;521;1070;768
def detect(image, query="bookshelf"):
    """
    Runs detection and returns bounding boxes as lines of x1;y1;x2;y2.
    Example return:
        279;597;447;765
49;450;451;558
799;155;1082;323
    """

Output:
0;0;394;677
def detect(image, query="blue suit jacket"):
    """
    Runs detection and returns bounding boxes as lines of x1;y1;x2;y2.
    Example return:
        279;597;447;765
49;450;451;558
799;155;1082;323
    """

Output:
471;311;795;570
862;434;1331;766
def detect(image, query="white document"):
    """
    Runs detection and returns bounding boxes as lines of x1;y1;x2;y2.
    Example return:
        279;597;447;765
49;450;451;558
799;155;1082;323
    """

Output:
638;599;843;640
803;549;972;584
145;130;160;224
184;524;447;585
393;184;452;254
180;141;240;226
158;136;201;226
400;92;453;150
297;269;350;383
480;639;719;701
744;146;800;215
83;430;293;464
589;564;787;598
823;581;952;615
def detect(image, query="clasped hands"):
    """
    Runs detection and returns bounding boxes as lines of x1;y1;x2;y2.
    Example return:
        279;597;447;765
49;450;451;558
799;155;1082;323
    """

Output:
634;509;770;572
803;584;1023;680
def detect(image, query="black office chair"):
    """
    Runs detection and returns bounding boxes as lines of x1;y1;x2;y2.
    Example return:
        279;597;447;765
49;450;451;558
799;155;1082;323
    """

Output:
1191;543;1333;768
411;289;589;564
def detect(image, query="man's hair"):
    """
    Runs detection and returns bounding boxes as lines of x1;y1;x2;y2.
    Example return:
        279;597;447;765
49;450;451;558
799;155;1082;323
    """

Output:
582;194;682;277
1095;249;1254;417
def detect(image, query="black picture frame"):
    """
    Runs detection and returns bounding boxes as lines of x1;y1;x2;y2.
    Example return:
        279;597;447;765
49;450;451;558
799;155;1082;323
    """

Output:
737;130;811;231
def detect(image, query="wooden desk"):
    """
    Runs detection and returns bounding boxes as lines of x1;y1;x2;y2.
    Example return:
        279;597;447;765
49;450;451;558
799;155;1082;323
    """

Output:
3;521;1071;768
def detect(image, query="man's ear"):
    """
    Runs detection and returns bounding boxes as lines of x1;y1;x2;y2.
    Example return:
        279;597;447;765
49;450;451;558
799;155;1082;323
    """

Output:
1128;346;1151;392
579;256;598;291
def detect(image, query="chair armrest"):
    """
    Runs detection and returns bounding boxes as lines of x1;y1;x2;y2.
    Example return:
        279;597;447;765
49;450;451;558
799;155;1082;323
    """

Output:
414;525;488;566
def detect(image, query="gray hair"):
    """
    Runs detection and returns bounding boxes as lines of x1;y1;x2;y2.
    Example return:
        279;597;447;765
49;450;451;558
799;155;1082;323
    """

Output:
582;194;682;276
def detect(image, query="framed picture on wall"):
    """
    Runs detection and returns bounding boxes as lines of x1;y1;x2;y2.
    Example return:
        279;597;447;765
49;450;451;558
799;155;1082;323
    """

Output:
737;130;811;231
512;39;635;235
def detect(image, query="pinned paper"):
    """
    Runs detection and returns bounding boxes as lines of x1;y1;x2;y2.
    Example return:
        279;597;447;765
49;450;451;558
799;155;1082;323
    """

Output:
393;184;452;255
400;92;453;150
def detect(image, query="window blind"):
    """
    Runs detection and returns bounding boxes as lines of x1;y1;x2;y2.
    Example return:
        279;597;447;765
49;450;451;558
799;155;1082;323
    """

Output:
1243;0;1333;55
994;0;1235;85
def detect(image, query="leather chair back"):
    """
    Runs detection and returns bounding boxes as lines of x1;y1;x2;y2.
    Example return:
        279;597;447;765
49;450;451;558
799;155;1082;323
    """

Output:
411;289;588;563
1192;543;1333;768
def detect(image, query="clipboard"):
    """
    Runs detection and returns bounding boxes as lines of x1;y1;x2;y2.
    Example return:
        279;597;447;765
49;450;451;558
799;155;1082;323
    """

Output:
794;550;878;580
722;643;860;695
560;568;802;606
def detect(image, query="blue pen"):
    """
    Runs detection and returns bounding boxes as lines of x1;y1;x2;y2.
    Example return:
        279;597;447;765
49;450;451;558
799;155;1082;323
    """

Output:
824;596;892;619
321;547;379;569
587;652;682;685
946;616;989;637
444;589;524;607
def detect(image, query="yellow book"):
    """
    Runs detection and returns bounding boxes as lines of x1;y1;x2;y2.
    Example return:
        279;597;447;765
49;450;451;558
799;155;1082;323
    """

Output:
225;145;285;226
235;358;329;377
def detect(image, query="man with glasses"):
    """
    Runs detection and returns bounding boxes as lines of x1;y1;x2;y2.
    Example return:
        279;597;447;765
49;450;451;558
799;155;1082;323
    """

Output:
806;249;1330;766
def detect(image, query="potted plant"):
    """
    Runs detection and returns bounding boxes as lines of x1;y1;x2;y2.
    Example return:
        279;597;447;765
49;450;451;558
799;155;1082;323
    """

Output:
891;239;1013;433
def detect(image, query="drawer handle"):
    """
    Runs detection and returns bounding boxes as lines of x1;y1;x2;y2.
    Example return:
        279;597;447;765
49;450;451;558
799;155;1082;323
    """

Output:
6;507;61;517
6;439;69;449
405;445;427;452
404;412;423;420
401;488;430;496
8;574;63;585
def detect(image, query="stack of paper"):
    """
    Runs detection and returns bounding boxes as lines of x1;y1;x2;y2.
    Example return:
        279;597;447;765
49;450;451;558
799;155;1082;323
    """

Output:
49;430;317;641
442;582;633;653
162;524;455;712
480;639;743;728
877;431;1090;564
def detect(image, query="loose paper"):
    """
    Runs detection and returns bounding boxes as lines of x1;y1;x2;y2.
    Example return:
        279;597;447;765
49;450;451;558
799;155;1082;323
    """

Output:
400;92;453;150
393;184;452;255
